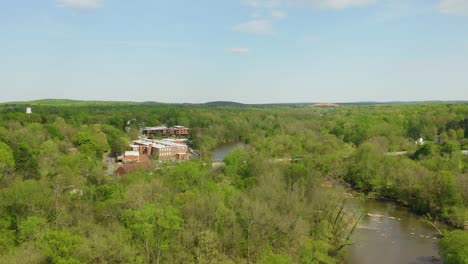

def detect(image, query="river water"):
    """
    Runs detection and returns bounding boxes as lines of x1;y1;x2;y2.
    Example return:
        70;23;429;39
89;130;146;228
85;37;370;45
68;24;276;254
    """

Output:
212;143;442;264
345;200;442;264
212;141;244;161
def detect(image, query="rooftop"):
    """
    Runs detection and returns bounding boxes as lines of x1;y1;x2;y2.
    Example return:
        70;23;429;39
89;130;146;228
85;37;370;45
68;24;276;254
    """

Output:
125;151;140;156
133;140;152;146
143;126;168;130
133;139;187;149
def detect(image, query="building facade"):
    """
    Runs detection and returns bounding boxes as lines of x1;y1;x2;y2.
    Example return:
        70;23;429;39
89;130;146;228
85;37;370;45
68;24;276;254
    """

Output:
142;126;168;136
169;126;190;136
132;139;189;161
143;125;190;137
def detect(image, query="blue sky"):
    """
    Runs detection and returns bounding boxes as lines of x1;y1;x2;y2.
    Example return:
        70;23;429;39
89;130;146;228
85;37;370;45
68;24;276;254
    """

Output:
1;0;467;103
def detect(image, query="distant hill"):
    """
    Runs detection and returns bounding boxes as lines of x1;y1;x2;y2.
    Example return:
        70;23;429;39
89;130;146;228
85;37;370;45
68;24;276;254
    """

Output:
1;99;467;108
5;99;148;107
202;101;248;107
338;100;468;106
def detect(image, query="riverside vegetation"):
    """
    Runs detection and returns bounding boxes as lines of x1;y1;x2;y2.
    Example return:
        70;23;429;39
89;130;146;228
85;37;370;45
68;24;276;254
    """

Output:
0;101;467;263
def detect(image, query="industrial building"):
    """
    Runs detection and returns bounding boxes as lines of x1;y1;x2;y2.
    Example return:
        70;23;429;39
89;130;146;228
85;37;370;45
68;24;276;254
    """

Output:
131;138;189;161
142;125;190;137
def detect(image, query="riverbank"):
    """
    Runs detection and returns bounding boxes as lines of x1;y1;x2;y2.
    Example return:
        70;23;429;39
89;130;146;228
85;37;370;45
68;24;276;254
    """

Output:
330;176;456;232
344;199;443;264
320;177;443;263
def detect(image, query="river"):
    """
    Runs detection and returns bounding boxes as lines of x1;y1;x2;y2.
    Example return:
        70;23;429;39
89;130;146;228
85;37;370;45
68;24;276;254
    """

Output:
345;200;442;264
212;141;244;161
212;144;442;264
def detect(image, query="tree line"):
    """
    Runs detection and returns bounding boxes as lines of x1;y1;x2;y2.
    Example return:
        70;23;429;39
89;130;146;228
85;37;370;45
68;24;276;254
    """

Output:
0;102;467;263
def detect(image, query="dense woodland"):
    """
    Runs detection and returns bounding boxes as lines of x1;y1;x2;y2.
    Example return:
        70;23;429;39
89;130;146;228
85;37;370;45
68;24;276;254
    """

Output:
0;101;467;263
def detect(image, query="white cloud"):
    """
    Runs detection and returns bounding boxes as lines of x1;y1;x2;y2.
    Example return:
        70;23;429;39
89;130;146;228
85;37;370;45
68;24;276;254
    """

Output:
101;40;188;48
241;0;375;9
233;20;273;34
250;11;263;18
241;0;260;7
304;35;321;42
226;47;251;53
241;0;283;8
271;10;287;19
302;0;375;9
58;0;101;9
439;0;468;16
236;0;373;36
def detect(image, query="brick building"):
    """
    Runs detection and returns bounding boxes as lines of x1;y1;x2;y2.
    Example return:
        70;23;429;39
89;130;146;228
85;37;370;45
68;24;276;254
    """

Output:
169;126;190;136
132;139;189;161
143;125;190;137
142;126;168;136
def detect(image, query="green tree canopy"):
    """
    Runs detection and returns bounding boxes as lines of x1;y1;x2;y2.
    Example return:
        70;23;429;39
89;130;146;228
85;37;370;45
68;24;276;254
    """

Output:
439;231;468;264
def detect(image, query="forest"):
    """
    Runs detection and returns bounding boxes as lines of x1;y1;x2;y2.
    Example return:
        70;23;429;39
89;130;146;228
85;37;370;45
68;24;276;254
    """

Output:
0;101;467;263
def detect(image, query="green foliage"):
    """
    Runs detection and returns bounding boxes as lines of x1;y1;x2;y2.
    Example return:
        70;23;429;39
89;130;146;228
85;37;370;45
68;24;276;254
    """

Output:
0;142;15;179
122;203;183;263
55;153;102;185
348;142;384;191
72;126;109;158
439;140;461;156
1;102;468;263
299;220;336;264
95;183;125;202
39;230;83;264
0;215;15;252
439;231;468;264
165;161;208;192
46;124;64;140
0;179;52;229
300;239;335;264
12;142;39;180
18;216;48;243
412;143;437;160
0;126;8;143
259;252;293;264
223;149;255;189
284;163;309;194
102;124;129;155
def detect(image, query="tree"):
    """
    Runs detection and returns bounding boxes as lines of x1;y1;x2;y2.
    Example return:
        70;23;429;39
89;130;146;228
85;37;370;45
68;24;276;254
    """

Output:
439;132;449;143
0;179;52;229
123;203;183;264
438;231;468;264
347;142;384;191
39;230;83;264
77;224;143;264
0;215;15;252
72;126;109;158
412;143;437;160
457;128;465;140
18;216;48;243
223;149;255;189
439;141;460;156
0;142;15;179
102;125;129;155
284;163;309;196
300;221;335;264
259;252;293;264
12;142;39;180
165;161;208;192
448;129;457;140
464;118;468;138
46;124;64;140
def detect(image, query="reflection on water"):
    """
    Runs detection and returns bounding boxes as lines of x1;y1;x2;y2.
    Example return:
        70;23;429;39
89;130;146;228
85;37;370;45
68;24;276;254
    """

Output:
345;200;442;264
212;141;244;161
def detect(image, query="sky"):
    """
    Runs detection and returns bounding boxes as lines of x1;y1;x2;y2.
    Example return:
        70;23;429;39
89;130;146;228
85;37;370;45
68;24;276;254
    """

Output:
0;0;467;104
